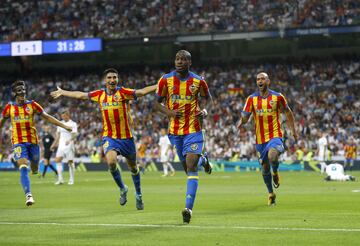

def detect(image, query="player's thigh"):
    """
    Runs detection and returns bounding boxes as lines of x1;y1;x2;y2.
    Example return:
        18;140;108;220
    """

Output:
185;153;200;172
12;144;30;165
105;150;118;165
268;148;280;162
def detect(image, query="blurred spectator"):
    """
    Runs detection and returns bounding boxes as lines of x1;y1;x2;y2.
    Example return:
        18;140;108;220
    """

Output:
1;0;360;42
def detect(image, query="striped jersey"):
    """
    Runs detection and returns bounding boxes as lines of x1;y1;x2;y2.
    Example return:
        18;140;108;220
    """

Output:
1;100;43;145
157;70;210;135
88;87;136;139
242;90;288;144
344;144;357;159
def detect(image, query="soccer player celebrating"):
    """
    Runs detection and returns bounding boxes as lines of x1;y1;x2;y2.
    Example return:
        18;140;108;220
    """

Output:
154;50;213;223
0;80;72;206
237;72;297;206
50;68;157;210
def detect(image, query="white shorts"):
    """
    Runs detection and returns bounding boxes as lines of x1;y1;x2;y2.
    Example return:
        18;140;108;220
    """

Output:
160;154;169;163
56;146;75;162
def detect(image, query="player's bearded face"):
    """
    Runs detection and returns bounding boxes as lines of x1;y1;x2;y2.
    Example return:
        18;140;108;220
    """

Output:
105;73;118;89
256;75;269;92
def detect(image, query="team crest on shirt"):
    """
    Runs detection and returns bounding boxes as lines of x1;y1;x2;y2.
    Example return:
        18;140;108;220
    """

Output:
269;100;274;107
190;144;198;151
25;106;31;113
113;94;120;102
172;85;177;92
189;84;197;94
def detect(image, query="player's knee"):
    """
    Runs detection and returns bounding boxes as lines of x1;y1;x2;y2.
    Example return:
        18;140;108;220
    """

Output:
17;158;28;167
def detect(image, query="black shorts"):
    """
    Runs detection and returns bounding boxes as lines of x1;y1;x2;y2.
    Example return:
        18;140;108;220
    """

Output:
44;150;53;160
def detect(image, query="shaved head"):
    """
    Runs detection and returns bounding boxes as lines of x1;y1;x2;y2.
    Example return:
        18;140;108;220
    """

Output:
256;72;269;80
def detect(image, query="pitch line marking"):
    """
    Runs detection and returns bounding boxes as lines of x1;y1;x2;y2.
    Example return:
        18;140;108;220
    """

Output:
0;222;359;232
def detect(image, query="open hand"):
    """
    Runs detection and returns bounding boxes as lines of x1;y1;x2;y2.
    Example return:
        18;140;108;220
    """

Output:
50;86;64;99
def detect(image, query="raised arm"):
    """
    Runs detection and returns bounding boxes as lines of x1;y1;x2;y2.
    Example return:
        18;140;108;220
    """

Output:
135;84;157;97
41;112;72;132
51;86;88;100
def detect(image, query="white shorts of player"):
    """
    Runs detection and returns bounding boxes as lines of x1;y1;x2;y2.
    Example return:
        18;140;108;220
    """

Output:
330;174;351;181
160;154;169;163
56;146;75;162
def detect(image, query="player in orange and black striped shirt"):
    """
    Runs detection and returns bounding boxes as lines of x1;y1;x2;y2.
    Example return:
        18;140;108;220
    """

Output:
51;68;156;210
154;50;213;223
0;80;72;206
237;72;297;206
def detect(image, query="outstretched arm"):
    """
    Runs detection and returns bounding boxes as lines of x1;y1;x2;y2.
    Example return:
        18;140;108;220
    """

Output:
41;112;72;132
51;86;88;100
284;107;298;141
135;84;157;97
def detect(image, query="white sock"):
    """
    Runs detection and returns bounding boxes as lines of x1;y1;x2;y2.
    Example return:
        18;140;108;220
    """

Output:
68;163;75;182
162;163;168;175
56;163;63;181
168;162;175;172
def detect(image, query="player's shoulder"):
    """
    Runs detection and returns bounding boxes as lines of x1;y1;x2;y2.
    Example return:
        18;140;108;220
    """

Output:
269;89;283;97
248;91;260;98
189;71;204;81
162;70;177;79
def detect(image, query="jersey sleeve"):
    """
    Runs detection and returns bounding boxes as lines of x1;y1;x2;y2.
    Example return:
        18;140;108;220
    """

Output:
120;87;137;100
199;79;210;98
156;76;168;102
1;103;11;118
32;101;44;115
278;93;288;109
242;96;253;116
72;122;78;134
88;90;103;102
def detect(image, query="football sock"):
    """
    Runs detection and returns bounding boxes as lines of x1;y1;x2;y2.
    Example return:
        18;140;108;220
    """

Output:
271;160;279;173
131;167;142;195
262;171;273;193
162;164;168;175
185;172;199;210
49;164;58;175
168;162;175;172
42;165;48;177
110;166;125;190
19;165;31;194
68;163;75;182
56;163;63;181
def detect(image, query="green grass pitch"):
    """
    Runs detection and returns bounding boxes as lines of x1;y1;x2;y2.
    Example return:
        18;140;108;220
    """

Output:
1;171;360;245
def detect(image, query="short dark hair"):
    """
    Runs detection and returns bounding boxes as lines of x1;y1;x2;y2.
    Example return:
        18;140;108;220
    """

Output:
103;68;119;78
11;80;26;92
176;50;191;61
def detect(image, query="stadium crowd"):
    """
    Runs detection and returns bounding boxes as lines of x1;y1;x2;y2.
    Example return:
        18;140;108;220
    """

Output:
0;57;359;163
1;0;360;42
